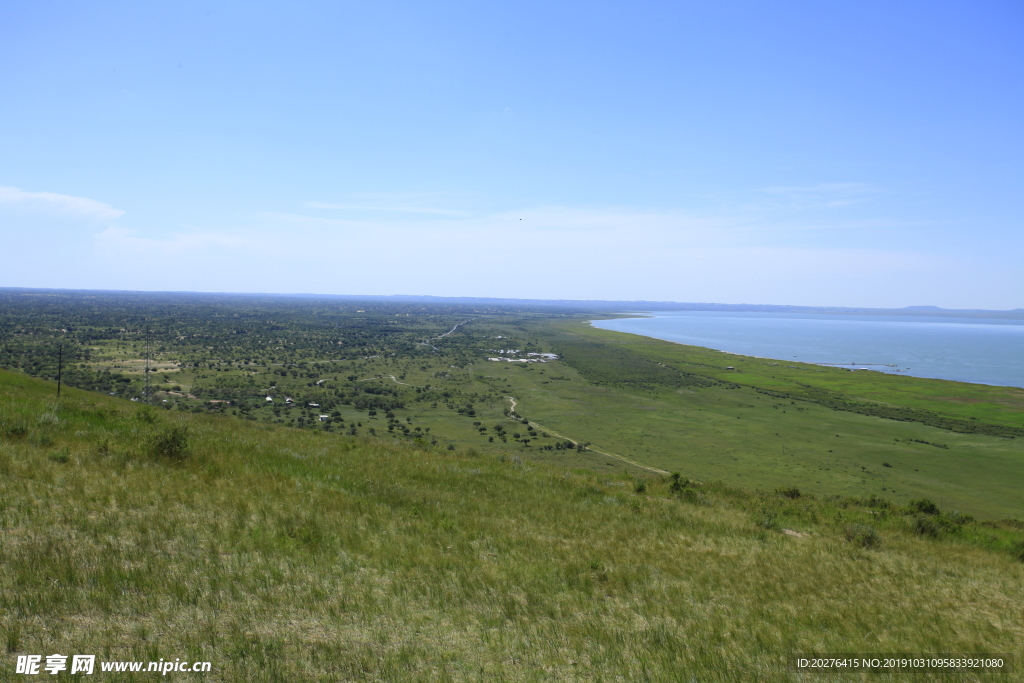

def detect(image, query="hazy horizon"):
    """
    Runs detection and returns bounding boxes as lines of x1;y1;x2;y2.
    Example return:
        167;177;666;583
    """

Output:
4;285;1024;315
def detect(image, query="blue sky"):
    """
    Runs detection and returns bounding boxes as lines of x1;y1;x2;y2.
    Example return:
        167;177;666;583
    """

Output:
2;0;1021;308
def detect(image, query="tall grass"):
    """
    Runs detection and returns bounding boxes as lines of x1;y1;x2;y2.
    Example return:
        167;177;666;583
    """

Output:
2;371;1023;681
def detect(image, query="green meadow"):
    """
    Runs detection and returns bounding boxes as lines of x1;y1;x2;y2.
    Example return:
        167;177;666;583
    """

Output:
507;318;1024;519
2;369;1023;681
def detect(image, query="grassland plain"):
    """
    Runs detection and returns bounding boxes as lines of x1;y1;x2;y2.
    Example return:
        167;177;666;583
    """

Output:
518;318;1024;520
571;319;1024;429
3;290;1024;519
2;369;1024;682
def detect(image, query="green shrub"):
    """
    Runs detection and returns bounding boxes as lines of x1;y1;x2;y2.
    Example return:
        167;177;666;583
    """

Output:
938;512;974;534
914;517;940;538
945;511;974;525
909;498;940;515
683;488;705;504
845;524;880;549
756;510;779;530
668;473;689;494
777;486;801;499
1011;541;1024;563
864;494;892;510
634;479;647;494
150;425;190;461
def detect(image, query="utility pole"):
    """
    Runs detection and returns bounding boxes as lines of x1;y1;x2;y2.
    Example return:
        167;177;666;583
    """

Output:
56;344;63;397
144;329;151;404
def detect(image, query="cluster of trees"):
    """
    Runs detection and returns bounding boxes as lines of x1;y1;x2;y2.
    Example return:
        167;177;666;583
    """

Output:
0;339;143;398
0;290;489;405
0;291;537;435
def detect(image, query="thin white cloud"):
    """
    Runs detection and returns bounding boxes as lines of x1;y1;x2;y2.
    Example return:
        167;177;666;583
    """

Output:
95;226;250;255
304;201;470;216
759;182;876;194
0;186;125;220
88;202;916;268
63;201;1004;308
254;206;749;253
756;182;880;209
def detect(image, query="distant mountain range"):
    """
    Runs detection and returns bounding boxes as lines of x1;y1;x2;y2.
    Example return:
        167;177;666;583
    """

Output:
279;293;1024;318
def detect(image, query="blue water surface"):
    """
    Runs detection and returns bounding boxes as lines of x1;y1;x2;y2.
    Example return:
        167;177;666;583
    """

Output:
591;311;1024;389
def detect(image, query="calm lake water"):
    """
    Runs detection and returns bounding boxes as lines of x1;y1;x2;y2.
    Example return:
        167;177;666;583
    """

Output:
591;311;1024;389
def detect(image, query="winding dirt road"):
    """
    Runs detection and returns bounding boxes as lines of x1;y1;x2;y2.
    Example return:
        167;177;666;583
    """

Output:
504;396;669;475
419;318;475;351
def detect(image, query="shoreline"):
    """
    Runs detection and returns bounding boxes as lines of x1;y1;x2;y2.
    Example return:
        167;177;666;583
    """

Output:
587;316;1024;390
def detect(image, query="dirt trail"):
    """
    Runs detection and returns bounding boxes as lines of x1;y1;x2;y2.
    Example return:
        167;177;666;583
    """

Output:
504;396;669;476
419;318;475;351
357;374;421;387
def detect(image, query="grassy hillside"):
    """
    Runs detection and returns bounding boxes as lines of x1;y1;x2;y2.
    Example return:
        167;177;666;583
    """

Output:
2;369;1023;681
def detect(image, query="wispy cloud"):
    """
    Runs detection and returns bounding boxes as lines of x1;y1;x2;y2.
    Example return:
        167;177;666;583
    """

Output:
260;206;745;248
0;186;125;220
95;227;250;255
60;200;992;308
304;201;470;216
757;183;880;209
